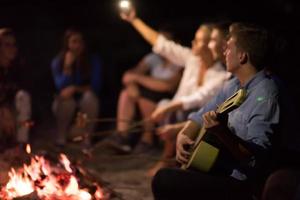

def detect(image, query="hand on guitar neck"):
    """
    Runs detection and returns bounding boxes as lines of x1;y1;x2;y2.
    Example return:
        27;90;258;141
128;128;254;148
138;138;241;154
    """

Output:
202;111;220;129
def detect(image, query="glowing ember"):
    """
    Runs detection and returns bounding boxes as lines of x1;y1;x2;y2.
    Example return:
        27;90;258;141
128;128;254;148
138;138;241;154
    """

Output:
0;147;105;200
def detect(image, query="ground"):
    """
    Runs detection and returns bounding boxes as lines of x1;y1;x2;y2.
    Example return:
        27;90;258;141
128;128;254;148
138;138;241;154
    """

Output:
0;122;161;200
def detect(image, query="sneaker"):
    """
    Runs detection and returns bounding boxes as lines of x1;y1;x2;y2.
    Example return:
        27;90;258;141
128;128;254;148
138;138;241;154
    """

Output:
100;134;132;154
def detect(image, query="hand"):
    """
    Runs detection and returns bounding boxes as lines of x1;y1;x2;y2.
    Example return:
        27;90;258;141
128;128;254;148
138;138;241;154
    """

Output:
202;111;219;129
60;86;76;99
176;132;194;164
120;6;136;23
151;106;168;122
0;107;16;136
64;51;76;74
156;124;179;141
122;72;138;85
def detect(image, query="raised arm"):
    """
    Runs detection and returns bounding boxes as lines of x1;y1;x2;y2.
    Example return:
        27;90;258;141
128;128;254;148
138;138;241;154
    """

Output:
120;8;159;46
120;7;192;66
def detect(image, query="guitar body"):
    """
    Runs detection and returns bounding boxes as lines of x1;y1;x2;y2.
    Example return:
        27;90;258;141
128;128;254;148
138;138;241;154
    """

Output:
187;139;220;172
183;89;247;172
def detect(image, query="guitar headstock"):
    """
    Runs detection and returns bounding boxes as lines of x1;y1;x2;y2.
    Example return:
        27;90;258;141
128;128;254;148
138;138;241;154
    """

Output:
216;89;247;115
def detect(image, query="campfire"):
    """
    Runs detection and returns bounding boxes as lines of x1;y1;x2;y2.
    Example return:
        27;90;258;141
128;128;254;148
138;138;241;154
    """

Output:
0;144;106;200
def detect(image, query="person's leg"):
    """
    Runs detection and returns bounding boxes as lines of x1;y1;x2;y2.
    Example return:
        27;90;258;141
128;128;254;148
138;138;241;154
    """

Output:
52;96;76;145
131;97;158;154
137;97;157;145
262;169;300;200
15;90;31;144
79;91;99;145
0;106;16;149
147;138;176;177
148;117;185;176
117;88;137;138
152;168;252;200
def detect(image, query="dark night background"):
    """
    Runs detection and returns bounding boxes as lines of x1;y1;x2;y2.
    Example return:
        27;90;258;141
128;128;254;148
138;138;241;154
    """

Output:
0;0;299;127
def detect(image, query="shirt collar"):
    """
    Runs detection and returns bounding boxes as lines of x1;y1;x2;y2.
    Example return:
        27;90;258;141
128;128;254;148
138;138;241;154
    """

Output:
233;70;266;90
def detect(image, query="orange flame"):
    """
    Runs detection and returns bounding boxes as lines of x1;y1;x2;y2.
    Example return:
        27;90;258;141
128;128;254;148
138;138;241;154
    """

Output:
95;185;104;200
59;153;73;173
0;153;105;200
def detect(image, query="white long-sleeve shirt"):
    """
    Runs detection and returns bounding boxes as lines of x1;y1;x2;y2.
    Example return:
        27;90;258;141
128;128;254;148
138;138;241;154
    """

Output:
153;34;230;110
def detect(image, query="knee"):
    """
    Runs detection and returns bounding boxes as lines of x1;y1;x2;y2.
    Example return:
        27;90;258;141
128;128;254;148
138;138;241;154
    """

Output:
263;169;300;200
124;86;139;100
15;90;31;115
53;97;76;112
15;90;31;104
82;91;98;104
266;169;295;188
119;89;130;100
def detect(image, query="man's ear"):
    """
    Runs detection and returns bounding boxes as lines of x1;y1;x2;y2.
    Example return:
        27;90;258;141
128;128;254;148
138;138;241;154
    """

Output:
239;52;248;65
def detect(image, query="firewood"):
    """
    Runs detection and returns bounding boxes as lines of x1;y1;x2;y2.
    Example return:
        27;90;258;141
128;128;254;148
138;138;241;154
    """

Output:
13;191;38;200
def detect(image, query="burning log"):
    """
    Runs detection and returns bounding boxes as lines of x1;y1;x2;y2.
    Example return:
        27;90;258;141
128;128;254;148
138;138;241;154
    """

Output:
13;191;38;200
73;163;123;200
0;144;108;200
0;160;10;185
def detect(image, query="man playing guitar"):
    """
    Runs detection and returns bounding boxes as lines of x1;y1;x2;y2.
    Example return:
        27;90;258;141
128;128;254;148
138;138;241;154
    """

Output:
152;23;281;200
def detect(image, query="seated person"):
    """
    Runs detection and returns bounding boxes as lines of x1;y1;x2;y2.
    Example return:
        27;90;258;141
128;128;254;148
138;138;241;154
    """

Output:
152;23;281;200
0;28;32;150
116;45;182;152
120;7;229;153
51;28;102;147
148;22;231;176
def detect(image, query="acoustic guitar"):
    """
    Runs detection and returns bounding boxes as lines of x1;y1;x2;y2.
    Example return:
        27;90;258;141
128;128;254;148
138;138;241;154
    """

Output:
182;89;249;172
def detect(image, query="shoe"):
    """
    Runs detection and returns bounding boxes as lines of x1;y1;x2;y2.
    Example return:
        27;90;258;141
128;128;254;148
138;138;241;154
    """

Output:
100;134;132;154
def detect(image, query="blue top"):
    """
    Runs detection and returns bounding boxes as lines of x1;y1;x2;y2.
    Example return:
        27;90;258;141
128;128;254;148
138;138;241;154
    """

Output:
189;70;280;180
143;53;179;80
51;54;102;95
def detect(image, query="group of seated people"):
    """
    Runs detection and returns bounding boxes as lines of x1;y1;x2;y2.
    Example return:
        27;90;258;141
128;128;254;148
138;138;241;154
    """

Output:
0;5;299;200
0;27;102;150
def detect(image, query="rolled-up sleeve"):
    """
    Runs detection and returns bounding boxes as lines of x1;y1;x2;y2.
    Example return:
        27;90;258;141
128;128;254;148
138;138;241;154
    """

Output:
153;35;192;67
188;89;225;126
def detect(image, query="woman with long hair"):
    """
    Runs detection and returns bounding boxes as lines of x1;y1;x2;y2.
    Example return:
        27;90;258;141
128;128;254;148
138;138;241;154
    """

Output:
51;28;102;147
